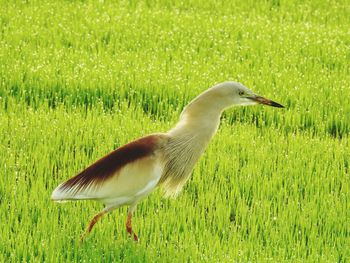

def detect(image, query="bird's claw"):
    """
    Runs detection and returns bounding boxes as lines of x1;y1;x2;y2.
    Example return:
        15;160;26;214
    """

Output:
80;233;87;243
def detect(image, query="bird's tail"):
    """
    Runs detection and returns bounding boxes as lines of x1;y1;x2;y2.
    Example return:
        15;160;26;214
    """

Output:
51;184;70;202
51;184;92;202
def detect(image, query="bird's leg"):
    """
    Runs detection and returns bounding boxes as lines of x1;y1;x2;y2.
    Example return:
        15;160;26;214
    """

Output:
80;211;106;242
126;212;138;241
126;206;138;241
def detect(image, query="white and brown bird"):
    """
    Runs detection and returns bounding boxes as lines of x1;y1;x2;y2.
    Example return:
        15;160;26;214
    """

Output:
51;81;284;241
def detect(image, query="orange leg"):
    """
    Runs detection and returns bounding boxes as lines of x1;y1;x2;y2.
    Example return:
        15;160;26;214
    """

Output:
80;211;106;242
126;212;138;241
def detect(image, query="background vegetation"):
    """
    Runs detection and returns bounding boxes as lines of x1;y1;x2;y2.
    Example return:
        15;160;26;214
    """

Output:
1;0;349;261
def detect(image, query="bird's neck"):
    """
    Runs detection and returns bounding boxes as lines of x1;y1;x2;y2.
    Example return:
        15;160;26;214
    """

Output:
168;101;223;143
160;100;223;196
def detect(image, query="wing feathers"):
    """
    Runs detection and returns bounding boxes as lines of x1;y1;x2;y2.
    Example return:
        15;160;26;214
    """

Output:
52;134;163;200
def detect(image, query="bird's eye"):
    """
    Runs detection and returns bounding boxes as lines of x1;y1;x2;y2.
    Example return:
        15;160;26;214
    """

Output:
239;91;244;96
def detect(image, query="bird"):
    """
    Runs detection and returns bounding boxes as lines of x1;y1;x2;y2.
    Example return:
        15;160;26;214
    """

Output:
51;81;284;242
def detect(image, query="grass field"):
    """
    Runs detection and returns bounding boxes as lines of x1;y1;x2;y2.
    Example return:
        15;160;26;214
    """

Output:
1;0;349;262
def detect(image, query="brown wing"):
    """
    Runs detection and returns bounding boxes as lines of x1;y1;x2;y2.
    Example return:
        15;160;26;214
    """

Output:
52;134;164;199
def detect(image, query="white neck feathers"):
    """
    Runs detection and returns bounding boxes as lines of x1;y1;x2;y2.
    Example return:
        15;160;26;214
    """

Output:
159;90;225;197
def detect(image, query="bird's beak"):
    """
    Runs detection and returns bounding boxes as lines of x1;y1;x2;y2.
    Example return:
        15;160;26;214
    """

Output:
247;95;284;108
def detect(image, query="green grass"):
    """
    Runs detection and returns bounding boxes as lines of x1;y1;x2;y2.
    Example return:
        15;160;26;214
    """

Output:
1;0;349;262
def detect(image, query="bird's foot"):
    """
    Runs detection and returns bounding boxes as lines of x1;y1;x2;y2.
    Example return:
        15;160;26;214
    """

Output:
80;232;87;243
126;226;139;242
126;211;138;242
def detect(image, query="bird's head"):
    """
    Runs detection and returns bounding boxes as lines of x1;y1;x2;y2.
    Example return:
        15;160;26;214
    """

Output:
210;81;284;109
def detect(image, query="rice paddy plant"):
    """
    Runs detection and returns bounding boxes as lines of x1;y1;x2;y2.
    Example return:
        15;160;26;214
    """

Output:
1;0;349;262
